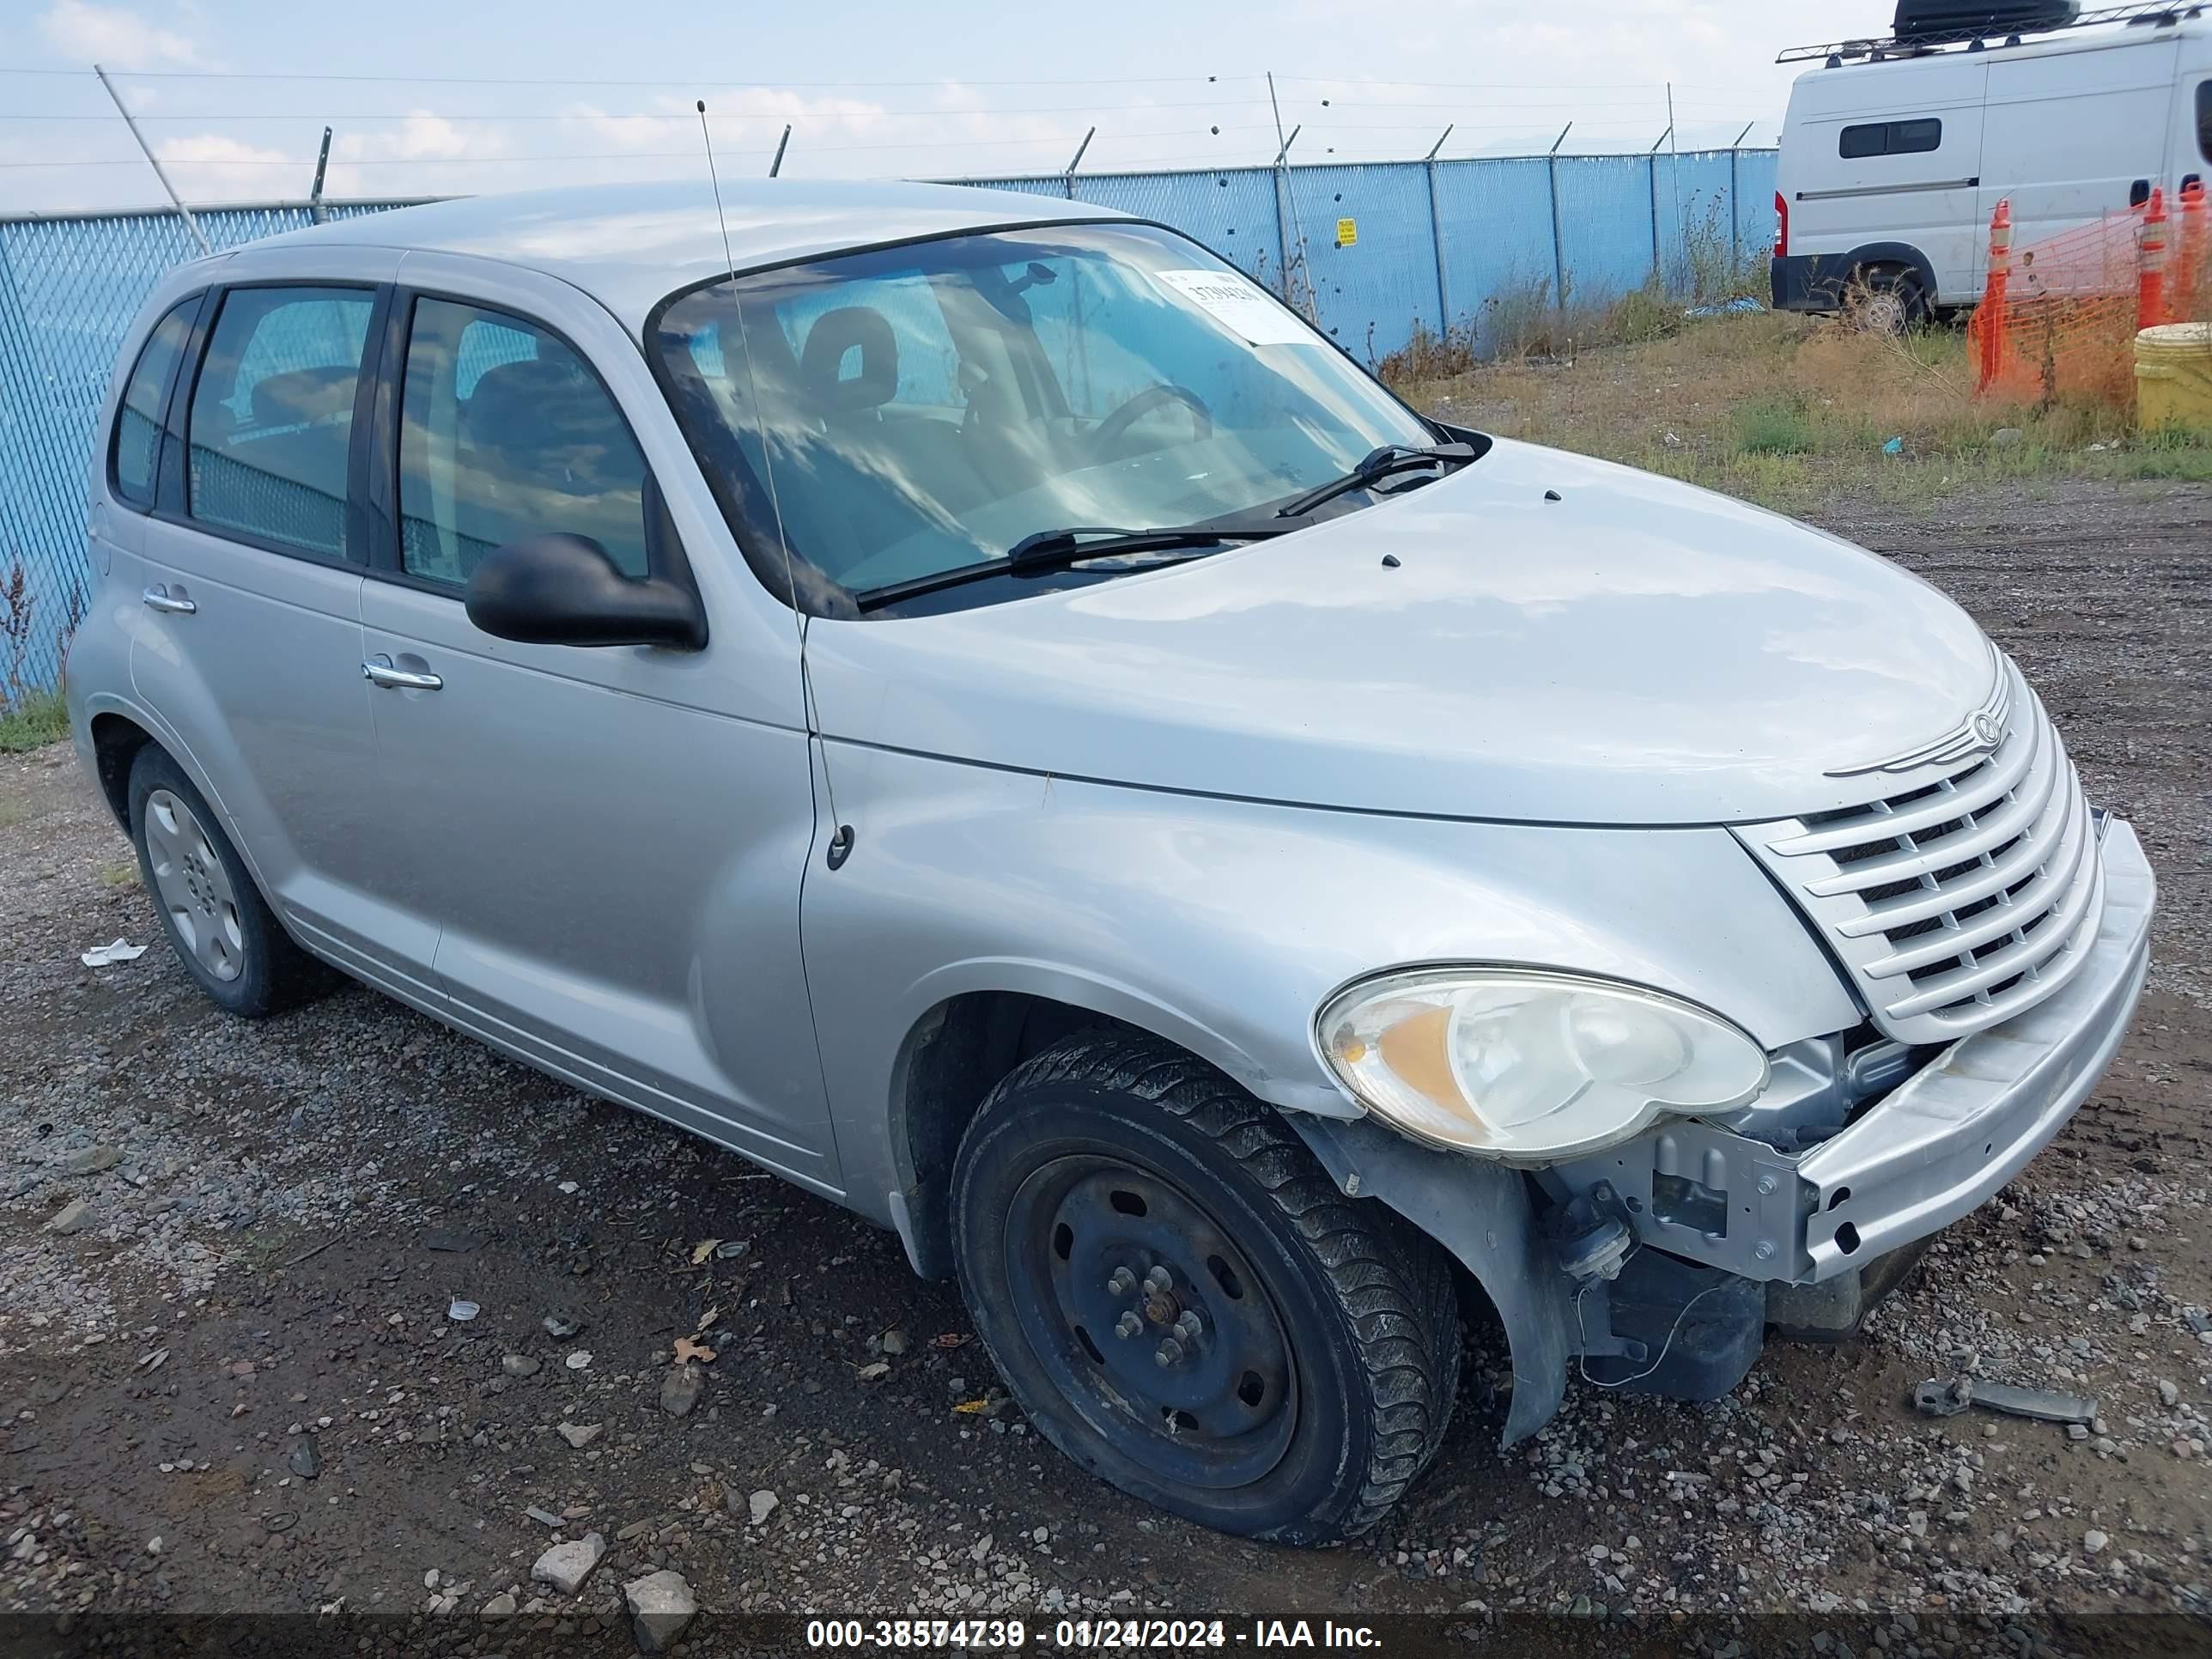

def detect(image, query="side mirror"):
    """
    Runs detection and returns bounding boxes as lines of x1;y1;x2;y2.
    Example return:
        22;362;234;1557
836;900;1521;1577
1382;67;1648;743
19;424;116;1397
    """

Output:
464;533;708;651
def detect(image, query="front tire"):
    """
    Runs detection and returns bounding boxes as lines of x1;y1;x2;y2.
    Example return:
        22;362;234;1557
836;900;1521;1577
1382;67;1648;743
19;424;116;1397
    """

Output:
128;745;321;1018
951;1032;1460;1544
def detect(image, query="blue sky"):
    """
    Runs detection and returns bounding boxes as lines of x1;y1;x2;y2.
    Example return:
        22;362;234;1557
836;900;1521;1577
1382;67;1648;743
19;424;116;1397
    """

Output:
0;0;1896;213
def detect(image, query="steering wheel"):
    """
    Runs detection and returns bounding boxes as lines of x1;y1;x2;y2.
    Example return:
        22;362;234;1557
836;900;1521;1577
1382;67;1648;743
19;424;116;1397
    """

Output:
1088;382;1212;458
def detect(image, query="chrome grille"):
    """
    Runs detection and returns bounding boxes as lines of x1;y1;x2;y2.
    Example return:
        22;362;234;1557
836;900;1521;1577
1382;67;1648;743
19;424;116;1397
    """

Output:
1737;659;2105;1044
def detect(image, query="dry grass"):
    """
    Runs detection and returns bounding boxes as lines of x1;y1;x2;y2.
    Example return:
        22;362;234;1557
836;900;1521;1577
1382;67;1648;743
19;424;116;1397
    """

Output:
0;688;68;754
1389;309;2212;515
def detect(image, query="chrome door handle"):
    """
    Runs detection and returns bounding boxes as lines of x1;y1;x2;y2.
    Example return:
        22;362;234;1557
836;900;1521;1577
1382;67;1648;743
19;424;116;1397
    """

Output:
142;585;196;615
362;654;442;691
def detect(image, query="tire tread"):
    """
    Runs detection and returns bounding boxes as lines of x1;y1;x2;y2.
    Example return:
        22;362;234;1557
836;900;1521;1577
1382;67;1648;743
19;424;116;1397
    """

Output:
975;1030;1460;1541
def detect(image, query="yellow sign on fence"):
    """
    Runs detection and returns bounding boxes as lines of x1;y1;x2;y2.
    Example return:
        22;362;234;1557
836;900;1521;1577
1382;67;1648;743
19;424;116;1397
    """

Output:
1335;217;1358;247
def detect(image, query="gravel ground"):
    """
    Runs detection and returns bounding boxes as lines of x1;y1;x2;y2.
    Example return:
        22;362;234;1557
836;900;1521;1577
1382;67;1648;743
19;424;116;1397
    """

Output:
1;479;2207;1643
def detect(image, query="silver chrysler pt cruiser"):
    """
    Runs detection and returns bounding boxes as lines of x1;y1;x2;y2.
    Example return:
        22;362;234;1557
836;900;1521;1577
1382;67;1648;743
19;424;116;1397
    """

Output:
68;178;2154;1544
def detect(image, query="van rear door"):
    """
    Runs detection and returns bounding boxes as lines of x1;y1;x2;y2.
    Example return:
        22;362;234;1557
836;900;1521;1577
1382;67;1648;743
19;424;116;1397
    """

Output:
1980;34;2185;252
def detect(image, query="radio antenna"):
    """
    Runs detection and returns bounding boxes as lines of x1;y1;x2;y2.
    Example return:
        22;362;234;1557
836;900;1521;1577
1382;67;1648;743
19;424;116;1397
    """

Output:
696;100;854;869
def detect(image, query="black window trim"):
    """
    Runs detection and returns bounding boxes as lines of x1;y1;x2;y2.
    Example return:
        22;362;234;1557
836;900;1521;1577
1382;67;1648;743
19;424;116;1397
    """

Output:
1838;117;1944;160
155;276;392;573
639;212;1443;620
2197;79;2210;167
108;289;209;514
361;283;702;611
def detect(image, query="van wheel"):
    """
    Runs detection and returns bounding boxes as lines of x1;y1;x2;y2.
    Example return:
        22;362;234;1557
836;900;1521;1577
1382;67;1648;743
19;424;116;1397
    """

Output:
1845;267;1927;334
128;746;322;1018
950;1031;1460;1544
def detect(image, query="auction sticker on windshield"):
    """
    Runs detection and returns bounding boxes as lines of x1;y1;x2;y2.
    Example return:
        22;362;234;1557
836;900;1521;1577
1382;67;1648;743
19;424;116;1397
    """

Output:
1152;269;1313;345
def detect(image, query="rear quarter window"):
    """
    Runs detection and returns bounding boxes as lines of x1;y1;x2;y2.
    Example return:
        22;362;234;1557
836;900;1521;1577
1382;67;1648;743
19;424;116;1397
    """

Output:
1839;118;1943;159
2199;80;2209;164
109;298;198;508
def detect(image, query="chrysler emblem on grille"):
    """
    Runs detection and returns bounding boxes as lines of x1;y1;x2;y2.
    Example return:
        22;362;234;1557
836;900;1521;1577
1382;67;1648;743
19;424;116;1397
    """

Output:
1826;647;2013;778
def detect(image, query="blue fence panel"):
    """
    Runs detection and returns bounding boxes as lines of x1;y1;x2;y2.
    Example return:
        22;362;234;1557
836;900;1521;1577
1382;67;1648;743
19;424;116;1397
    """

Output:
2;153;1776;696
1285;162;1440;363
1734;149;1779;263
1063;168;1285;289
1555;155;1660;307
1431;156;1560;347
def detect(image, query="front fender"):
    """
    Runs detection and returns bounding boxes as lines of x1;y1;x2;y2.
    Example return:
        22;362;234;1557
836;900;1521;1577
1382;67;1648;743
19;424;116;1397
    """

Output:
801;744;1859;1227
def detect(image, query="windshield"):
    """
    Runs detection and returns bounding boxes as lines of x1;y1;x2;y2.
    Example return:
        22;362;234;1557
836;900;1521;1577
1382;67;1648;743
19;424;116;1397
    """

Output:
650;222;1443;611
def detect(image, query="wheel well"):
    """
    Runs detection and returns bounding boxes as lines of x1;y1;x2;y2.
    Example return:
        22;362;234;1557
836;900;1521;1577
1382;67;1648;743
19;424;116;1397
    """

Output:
88;714;155;831
894;992;1146;1279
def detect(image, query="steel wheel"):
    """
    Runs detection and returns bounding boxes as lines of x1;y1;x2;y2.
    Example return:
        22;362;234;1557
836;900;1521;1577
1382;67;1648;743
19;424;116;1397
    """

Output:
142;787;245;981
951;1031;1462;1544
1004;1152;1297;1490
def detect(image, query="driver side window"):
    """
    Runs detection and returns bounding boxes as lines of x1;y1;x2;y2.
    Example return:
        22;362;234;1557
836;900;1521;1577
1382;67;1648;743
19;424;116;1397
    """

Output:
397;297;650;589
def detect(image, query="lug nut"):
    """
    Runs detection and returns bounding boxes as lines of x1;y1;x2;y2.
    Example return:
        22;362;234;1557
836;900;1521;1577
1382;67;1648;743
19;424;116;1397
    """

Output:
1115;1310;1143;1340
1173;1310;1203;1341
1154;1337;1184;1368
1106;1266;1138;1297
1142;1266;1173;1296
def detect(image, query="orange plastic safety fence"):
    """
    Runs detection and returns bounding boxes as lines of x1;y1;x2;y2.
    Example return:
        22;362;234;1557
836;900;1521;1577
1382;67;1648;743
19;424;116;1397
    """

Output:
1967;204;2158;405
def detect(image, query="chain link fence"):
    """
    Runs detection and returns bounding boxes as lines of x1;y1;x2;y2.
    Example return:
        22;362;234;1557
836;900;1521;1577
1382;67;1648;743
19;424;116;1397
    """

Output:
0;148;1774;696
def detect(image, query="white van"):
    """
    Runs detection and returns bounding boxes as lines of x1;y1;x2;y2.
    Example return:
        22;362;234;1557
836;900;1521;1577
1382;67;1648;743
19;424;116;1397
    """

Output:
1771;8;2212;326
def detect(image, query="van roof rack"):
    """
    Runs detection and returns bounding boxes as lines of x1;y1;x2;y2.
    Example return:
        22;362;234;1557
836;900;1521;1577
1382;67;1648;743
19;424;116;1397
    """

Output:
1778;1;2203;64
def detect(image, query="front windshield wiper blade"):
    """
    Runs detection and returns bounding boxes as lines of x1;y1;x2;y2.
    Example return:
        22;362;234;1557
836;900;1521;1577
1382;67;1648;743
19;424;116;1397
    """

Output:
853;520;1291;613
1003;522;1289;570
1273;441;1479;519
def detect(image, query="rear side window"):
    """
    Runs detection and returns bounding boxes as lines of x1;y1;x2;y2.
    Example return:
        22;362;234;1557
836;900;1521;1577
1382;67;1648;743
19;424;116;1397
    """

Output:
1839;118;1943;159
2199;81;2209;164
397;296;650;587
186;286;375;558
110;298;197;508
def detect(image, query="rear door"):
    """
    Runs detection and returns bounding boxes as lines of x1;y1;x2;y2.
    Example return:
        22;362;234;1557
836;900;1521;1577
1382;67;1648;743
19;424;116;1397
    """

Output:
354;252;836;1190
130;247;442;998
1981;35;2185;249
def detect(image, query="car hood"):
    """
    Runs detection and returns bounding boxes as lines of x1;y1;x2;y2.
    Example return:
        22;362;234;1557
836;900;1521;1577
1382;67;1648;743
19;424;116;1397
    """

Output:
802;437;1999;826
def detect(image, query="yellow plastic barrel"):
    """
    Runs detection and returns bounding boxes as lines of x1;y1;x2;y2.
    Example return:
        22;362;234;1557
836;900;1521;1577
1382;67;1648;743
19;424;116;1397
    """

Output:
2135;322;2212;431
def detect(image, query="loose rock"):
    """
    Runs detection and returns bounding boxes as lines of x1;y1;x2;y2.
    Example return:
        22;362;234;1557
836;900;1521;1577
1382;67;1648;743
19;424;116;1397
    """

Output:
659;1363;703;1419
623;1568;697;1654
530;1531;606;1596
748;1489;779;1526
556;1421;603;1449
501;1354;541;1378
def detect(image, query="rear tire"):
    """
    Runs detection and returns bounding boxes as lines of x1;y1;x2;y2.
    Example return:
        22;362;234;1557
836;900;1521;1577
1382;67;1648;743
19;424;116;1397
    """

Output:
950;1031;1460;1544
128;746;324;1018
1845;266;1928;334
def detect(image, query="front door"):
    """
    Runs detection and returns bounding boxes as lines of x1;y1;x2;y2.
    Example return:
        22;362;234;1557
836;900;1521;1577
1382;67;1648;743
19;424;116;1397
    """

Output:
131;252;442;999
356;260;836;1189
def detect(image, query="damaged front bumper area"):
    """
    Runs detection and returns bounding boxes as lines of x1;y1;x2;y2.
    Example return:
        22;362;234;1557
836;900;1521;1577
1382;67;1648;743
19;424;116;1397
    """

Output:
1289;817;2154;1446
1575;815;2154;1294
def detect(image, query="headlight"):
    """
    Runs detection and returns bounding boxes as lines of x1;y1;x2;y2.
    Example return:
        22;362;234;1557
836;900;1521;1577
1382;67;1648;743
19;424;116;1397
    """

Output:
1316;969;1768;1163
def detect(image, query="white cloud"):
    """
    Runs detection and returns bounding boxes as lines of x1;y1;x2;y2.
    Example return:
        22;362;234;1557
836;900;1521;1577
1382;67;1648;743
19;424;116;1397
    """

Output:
150;131;291;197
38;0;203;69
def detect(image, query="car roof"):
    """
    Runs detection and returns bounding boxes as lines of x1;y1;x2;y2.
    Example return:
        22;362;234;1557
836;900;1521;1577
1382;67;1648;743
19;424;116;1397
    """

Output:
249;177;1133;332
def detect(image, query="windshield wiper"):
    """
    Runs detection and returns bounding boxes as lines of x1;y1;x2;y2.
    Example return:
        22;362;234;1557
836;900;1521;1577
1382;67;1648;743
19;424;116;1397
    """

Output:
1003;522;1287;569
1273;441;1478;519
854;520;1290;612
